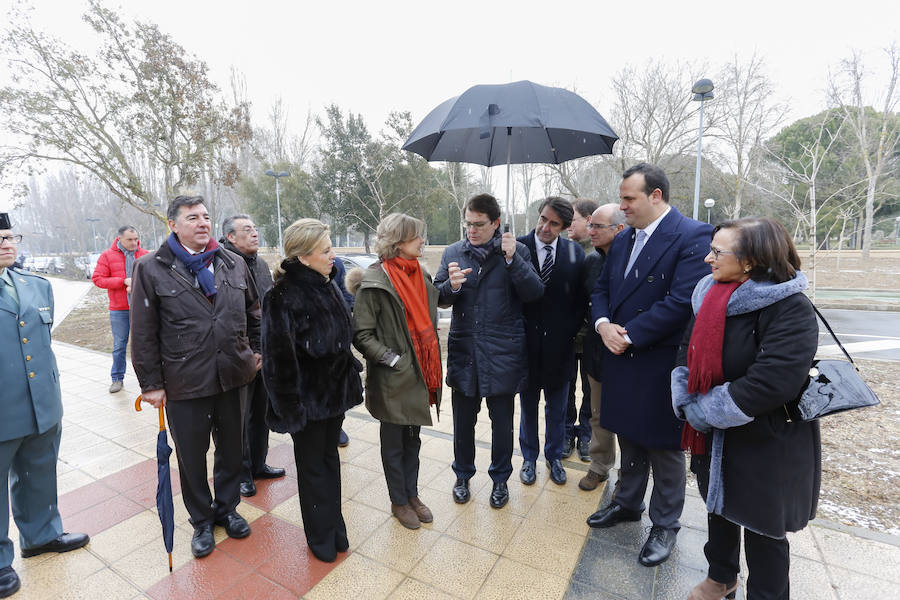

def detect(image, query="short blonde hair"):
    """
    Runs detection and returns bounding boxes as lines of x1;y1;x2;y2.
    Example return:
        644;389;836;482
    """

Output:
373;213;426;260
273;218;330;281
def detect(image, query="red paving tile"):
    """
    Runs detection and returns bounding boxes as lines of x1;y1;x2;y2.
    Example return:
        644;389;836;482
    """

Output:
242;476;298;512
217;572;295;600
256;543;345;597
218;514;308;569
63;494;145;537
102;458;159;492
146;549;253;600
122;472;182;509
57;480;119;519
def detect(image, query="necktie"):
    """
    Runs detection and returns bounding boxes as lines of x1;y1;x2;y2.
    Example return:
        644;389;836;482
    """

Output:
624;230;647;278
540;245;553;284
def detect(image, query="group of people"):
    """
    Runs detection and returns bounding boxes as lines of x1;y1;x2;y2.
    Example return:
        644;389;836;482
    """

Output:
0;159;822;600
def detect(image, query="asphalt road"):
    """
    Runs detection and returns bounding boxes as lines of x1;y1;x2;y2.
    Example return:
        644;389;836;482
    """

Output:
818;308;900;361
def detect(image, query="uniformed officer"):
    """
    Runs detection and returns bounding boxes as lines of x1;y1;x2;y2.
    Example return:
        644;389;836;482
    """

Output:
0;211;89;598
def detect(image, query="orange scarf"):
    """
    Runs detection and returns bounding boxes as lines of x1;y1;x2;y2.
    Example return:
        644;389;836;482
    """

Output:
383;256;442;405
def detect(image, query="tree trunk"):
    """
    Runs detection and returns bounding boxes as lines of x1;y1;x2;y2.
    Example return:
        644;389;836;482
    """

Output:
808;182;817;301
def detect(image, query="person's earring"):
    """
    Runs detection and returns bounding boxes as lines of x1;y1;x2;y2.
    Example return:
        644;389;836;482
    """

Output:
744;266;751;273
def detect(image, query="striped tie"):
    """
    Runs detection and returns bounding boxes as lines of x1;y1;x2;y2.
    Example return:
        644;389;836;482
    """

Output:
540;245;553;284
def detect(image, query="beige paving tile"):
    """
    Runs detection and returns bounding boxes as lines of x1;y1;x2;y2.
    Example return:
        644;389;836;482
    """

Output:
787;527;821;561
829;565;900;599
813;526;900;579
415;455;448;488
418;436;454;461
426;465;492;498
341;498;390;550
444;501;524;555
55;567;140;600
349;444;386;474
89;511;168;563
269;497;305;527
59;440;123;466
337;437;376;463
305;552;405;600
387;578;457;600
475;557;568;600
472;478;542;518
353;473;391;510
503;521;584;576
410;535;498;599
524;488;592;536
56;469;97;496
340;461;382;500
351;421;384;445
357;517;442;573
413;487;471;533
784;556;839;600
110;526;194;590
79;448;146;479
16;547;105;598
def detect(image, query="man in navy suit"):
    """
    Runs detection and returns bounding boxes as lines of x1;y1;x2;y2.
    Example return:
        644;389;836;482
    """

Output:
518;197;586;486
586;163;712;567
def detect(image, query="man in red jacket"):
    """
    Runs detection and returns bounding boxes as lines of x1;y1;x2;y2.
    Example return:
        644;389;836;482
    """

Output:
91;225;148;393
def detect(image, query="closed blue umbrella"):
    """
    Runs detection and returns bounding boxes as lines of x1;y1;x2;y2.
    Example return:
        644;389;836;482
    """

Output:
402;80;618;233
136;397;175;572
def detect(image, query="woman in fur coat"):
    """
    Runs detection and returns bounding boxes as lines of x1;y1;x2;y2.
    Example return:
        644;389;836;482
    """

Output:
671;217;820;600
261;218;363;563
348;214;441;530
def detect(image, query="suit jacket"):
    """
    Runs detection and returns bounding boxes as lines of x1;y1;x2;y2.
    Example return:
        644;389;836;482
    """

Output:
0;268;62;442
518;232;585;389
590;207;712;448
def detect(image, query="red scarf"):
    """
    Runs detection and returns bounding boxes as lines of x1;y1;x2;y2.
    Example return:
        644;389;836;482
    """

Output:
681;280;743;454
383;256;442;405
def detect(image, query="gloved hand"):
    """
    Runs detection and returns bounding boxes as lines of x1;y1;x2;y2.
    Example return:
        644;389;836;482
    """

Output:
683;402;712;433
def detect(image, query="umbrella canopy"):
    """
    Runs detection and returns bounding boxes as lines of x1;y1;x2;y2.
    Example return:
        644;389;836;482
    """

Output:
402;80;618;167
136;397;175;572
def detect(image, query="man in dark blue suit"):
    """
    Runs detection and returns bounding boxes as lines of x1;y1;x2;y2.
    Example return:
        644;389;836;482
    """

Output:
518;197;586;486
586;163;712;567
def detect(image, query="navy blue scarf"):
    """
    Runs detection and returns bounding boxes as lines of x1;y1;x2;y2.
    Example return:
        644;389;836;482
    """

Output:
166;233;218;298
463;230;501;264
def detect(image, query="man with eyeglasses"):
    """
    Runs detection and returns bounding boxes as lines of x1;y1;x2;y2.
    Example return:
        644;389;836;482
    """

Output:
586;163;712;568
220;215;286;498
434;193;543;509
0;211;90;598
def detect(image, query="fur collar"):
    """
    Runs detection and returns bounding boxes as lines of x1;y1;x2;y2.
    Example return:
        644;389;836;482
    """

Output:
691;271;808;316
280;257;335;285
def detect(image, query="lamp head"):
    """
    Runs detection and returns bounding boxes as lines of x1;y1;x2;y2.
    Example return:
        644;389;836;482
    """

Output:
692;78;714;95
704;198;716;209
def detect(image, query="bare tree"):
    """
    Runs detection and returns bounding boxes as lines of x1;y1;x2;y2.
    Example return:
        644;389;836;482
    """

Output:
830;44;900;258
520;163;537;231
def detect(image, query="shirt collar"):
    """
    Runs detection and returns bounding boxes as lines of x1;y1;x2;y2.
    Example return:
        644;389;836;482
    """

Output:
637;205;671;239
533;232;559;253
0;267;11;286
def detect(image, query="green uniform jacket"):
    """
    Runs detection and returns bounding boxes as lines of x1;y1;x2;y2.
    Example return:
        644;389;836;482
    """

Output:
352;264;441;426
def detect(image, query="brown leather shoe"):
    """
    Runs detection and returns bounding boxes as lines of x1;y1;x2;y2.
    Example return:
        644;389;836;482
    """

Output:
578;470;608;491
688;577;738;600
391;503;420;530
407;497;433;523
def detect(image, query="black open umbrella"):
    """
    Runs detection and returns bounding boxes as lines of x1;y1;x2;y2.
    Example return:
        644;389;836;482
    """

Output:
402;80;618;233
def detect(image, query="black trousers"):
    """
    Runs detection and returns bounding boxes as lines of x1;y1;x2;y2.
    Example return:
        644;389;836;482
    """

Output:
451;390;514;483
706;512;790;600
380;422;421;505
291;415;347;563
241;374;270;480
613;435;685;530
565;353;592;442
166;386;245;528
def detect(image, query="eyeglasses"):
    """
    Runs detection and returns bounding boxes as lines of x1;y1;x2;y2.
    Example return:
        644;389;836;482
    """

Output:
463;221;491;230
708;246;736;260
0;234;23;244
587;223;619;231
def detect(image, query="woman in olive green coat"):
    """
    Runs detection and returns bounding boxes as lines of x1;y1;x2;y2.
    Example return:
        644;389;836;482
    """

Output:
350;213;442;530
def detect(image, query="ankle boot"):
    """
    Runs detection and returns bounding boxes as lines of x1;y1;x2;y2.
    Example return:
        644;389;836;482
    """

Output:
407;497;433;523
391;503;420;530
688;577;738;600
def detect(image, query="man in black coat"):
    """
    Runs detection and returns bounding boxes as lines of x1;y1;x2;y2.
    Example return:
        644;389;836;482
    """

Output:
587;164;712;568
517;197;585;487
220;215;286;498
434;194;544;509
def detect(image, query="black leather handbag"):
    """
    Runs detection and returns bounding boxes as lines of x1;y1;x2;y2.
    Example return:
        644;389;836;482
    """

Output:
785;306;881;422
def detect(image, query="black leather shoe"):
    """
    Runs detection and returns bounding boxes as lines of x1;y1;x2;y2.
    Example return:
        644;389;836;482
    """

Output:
519;460;536;485
561;437;575;458
577;437;590;462
191;524;215;558
215;511;251;539
338;429;350;447
546;459;567;485
452;478;470;504
20;532;89;558
489;481;509;509
0;567;20;598
639;525;678;567
586;503;643;528
254;464;286;479
240;480;257;497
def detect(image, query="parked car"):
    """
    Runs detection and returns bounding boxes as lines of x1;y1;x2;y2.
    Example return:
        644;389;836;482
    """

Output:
337;253;378;270
75;252;102;279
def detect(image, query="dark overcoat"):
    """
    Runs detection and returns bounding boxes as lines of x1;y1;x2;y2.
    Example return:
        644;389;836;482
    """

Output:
581;248;607;382
590;207;712;449
680;289;821;537
518;232;585;390
433;239;543;398
261;260;363;433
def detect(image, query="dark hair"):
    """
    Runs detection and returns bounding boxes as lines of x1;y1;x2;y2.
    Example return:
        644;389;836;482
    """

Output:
465;193;501;222
167;195;206;221
117;225;137;236
714;217;801;283
222;214;252;237
622;162;669;203
572;199;599;219
537;196;575;228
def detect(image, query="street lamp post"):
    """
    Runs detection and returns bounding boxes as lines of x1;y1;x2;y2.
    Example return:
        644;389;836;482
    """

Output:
85;218;101;252
691;78;715;221
264;169;291;255
704;198;716;224
894;216;900;245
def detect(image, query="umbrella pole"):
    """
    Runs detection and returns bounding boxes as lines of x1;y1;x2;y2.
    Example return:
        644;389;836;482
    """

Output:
158;406;166;432
505;127;513;235
168;553;173;572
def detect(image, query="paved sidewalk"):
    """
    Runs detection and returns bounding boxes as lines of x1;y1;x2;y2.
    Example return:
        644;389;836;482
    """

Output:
9;341;900;599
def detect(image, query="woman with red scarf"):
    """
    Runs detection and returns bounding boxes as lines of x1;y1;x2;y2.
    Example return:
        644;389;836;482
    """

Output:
671;217;820;600
350;213;442;530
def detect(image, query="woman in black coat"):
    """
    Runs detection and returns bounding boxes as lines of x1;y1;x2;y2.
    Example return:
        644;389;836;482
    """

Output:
261;218;363;563
671;217;819;600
